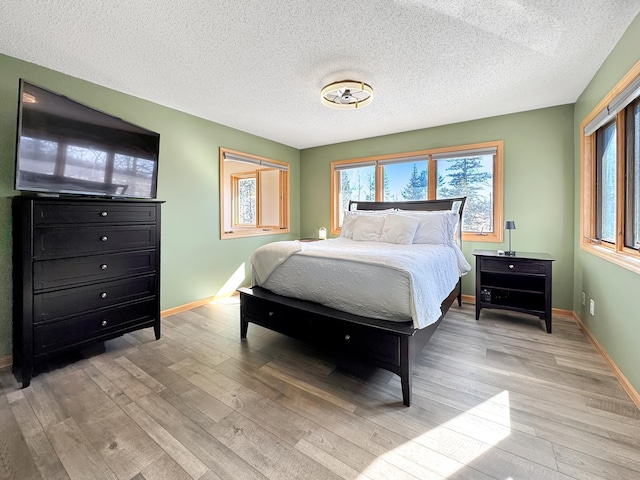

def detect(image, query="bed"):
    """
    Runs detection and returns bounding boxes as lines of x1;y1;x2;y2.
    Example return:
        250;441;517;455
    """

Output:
238;197;468;406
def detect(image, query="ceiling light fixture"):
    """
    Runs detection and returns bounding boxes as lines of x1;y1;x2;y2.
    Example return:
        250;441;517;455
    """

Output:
321;80;373;109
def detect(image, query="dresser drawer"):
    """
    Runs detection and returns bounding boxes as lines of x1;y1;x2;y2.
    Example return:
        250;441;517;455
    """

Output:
34;203;157;225
33;300;156;355
481;258;546;274
34;225;156;258
33;274;157;323
33;250;157;290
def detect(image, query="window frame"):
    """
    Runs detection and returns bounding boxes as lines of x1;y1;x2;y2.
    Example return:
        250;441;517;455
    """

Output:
594;120;617;244
330;140;504;242
580;59;640;274
220;147;290;239
624;97;640;251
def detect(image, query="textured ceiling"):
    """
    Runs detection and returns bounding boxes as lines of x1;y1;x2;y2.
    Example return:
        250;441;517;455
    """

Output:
1;1;639;149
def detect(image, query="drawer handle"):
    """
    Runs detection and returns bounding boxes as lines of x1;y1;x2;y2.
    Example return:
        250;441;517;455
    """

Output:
509;264;514;269
101;235;108;242
101;320;108;327
100;264;108;270
344;334;351;341
100;211;108;217
100;292;108;299
268;311;274;316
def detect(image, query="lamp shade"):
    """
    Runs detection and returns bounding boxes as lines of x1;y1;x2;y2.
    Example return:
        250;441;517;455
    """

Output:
505;221;516;230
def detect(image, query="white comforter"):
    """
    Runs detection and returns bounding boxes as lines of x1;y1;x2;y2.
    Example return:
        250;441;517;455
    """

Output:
250;238;471;329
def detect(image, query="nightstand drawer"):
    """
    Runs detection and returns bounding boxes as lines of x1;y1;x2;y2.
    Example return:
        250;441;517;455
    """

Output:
481;258;545;274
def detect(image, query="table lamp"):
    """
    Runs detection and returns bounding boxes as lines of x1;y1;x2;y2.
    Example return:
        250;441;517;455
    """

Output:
505;221;516;256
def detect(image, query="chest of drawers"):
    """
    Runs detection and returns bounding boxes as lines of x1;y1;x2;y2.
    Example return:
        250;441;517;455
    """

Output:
12;197;162;387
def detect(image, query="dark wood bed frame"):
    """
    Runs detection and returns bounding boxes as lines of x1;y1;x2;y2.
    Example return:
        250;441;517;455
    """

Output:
238;197;466;406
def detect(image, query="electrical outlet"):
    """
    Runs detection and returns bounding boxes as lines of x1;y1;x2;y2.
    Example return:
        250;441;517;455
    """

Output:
589;299;595;316
582;292;586;306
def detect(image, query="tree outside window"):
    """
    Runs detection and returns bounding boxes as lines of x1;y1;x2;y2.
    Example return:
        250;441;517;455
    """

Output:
336;164;376;226
382;162;428;201
596;122;617;243
236;176;256;225
436;156;493;234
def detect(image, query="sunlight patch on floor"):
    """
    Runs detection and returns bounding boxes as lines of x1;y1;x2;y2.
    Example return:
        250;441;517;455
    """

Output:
360;391;512;479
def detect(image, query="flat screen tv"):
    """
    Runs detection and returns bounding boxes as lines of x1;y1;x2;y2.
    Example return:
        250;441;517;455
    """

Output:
14;80;160;199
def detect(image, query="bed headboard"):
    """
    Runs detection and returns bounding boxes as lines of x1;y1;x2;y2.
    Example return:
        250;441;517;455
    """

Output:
347;197;467;247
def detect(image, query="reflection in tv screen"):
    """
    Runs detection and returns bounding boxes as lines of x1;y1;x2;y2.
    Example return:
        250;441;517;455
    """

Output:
15;81;160;199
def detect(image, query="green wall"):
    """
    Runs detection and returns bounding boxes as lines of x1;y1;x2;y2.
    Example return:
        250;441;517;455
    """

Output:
573;14;640;392
300;105;575;309
0;53;300;358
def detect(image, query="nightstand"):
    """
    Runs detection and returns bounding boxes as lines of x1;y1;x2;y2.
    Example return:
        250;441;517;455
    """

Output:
473;250;554;333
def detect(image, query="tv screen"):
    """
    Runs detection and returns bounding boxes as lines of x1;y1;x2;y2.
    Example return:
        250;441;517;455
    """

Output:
15;80;160;199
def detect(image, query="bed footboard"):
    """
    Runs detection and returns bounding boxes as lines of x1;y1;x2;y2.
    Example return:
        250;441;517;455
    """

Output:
238;281;459;406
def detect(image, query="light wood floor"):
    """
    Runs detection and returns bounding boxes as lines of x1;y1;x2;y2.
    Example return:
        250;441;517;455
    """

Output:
1;300;639;480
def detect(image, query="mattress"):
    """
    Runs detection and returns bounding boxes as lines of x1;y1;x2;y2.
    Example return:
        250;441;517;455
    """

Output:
253;238;471;328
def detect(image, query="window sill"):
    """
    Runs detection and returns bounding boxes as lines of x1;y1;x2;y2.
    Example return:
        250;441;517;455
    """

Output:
581;243;640;275
462;231;503;243
221;227;290;240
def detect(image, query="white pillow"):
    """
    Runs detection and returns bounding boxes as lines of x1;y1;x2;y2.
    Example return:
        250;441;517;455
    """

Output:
380;214;420;245
340;212;358;238
340;209;394;239
352;215;386;241
397;210;459;245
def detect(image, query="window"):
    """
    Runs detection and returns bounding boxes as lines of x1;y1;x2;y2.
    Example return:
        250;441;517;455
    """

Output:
595;121;617;243
330;141;504;241
434;150;496;235
220;148;289;239
581;60;640;273
625;98;640;250
334;162;376;227
232;173;257;225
